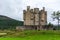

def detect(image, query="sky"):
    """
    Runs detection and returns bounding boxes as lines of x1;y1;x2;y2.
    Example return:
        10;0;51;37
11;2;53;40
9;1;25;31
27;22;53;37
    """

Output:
0;0;60;24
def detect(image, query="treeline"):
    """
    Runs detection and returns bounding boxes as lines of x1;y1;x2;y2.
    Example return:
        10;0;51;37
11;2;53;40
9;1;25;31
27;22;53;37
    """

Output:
0;19;23;30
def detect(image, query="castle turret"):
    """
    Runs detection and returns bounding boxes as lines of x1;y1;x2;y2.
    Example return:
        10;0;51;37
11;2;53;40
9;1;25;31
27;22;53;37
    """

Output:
27;6;30;11
23;10;26;13
30;9;33;13
23;10;26;20
34;8;39;13
43;7;45;11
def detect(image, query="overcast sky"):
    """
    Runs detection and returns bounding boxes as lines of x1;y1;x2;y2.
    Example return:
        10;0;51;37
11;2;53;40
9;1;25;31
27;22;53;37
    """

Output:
0;0;60;24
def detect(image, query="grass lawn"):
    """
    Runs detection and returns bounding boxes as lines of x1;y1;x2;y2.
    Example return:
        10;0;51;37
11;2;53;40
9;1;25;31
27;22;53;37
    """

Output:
0;30;60;40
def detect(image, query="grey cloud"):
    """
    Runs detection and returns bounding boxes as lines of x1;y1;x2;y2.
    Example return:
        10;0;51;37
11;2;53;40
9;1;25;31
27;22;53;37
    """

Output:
0;0;60;24
0;0;23;21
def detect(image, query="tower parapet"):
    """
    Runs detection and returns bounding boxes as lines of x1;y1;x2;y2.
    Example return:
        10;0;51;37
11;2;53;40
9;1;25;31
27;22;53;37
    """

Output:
27;6;30;11
23;10;26;13
34;8;39;13
43;7;45;11
30;9;33;13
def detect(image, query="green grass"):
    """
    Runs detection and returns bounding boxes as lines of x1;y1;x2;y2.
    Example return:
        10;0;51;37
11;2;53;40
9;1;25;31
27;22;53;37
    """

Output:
0;30;60;40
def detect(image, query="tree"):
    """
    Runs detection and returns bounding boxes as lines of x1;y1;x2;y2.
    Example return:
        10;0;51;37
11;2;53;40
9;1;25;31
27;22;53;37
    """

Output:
48;22;53;27
46;22;53;29
52;11;60;30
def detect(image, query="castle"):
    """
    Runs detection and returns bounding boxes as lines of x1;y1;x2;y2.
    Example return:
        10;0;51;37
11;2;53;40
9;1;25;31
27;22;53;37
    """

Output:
23;6;47;30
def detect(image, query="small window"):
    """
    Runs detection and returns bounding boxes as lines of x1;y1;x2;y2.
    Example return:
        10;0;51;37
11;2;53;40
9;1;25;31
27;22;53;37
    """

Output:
24;19;25;20
46;21;47;23
45;13;47;15
41;20;44;22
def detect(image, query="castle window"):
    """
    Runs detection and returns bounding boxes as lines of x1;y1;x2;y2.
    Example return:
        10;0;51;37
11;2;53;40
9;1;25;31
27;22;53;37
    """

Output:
45;13;47;15
41;20;44;22
46;21;47;23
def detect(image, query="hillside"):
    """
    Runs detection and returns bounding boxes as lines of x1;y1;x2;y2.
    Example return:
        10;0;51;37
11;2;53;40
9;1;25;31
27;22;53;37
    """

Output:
0;15;23;29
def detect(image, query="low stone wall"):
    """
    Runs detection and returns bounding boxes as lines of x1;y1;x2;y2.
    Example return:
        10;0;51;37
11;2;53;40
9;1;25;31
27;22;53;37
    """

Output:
16;26;53;31
16;26;26;31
